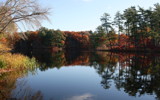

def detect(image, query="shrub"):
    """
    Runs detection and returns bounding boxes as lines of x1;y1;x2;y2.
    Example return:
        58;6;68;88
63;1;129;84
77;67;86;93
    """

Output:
0;60;6;68
0;43;11;51
0;52;38;70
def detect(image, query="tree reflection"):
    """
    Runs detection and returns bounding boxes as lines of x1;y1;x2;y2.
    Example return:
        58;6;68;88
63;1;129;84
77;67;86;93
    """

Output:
11;79;43;100
33;50;66;70
14;49;92;71
11;49;160;100
90;52;117;89
0;69;37;100
94;53;160;100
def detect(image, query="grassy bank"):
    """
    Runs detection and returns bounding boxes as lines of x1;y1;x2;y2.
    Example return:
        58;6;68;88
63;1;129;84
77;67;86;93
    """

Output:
0;43;38;73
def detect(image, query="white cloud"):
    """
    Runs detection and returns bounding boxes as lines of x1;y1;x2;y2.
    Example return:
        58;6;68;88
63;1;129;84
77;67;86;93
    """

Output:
66;93;94;100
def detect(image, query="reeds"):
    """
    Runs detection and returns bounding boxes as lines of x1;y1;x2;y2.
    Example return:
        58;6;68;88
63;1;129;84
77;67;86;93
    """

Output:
0;52;38;70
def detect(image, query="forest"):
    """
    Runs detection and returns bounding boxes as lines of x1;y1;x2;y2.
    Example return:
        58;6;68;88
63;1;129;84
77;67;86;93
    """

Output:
1;2;160;72
1;1;160;100
1;3;160;52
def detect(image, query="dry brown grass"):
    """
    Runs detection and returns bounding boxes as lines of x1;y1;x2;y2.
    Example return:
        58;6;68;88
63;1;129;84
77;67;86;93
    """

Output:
0;44;38;71
0;43;11;52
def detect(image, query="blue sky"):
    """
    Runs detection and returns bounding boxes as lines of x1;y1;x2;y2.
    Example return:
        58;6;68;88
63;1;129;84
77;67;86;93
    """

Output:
32;0;160;31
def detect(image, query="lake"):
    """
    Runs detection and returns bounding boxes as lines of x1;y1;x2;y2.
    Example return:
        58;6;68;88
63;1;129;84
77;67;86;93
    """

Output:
1;50;160;100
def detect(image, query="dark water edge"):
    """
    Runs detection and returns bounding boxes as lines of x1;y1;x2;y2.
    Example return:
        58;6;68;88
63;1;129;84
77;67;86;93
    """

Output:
1;49;160;100
96;49;160;53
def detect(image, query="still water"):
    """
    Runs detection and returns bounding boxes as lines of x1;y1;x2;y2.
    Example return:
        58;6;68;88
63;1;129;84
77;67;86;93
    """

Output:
1;50;160;100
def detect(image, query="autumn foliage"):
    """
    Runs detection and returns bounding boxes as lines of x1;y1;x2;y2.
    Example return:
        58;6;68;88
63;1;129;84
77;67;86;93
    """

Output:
64;31;90;49
1;26;160;52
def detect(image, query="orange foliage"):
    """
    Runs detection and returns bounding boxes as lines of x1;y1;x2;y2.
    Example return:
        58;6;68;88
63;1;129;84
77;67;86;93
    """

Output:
64;31;91;49
111;34;136;50
27;31;39;40
0;37;7;43
66;54;90;66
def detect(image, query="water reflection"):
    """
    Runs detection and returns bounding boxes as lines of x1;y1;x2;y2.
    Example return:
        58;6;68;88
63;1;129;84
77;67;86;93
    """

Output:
1;50;160;100
12;81;43;100
0;70;37;100
93;53;160;99
66;93;94;100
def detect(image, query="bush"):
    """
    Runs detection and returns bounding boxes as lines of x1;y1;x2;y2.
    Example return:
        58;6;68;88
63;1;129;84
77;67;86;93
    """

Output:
0;43;11;51
0;60;6;68
0;52;38;70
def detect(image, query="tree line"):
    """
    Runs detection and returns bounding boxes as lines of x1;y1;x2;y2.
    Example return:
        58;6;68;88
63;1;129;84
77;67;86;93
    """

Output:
1;1;160;52
93;3;160;51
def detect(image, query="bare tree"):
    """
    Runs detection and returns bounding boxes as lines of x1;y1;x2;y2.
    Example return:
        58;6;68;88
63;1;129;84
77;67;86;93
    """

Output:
0;0;50;33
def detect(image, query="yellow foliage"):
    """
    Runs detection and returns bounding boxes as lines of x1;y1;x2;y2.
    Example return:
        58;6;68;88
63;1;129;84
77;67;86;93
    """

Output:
0;43;38;70
0;43;11;51
0;52;38;70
